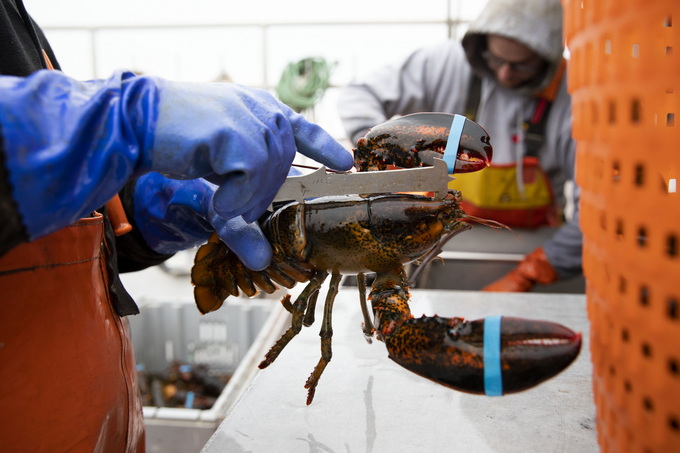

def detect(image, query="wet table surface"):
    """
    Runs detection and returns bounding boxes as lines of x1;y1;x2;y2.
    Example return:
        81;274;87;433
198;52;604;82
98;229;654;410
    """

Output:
202;289;597;453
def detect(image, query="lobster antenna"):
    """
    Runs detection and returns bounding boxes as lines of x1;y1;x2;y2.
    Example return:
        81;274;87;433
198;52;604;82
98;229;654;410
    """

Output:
292;163;347;174
462;214;514;234
408;222;472;287
408;216;514;288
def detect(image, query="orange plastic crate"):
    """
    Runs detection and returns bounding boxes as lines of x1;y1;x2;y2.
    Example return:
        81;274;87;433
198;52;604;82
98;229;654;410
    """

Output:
565;0;680;451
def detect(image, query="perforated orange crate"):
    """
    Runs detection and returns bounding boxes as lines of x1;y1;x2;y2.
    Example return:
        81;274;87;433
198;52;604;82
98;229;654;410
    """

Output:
564;0;680;451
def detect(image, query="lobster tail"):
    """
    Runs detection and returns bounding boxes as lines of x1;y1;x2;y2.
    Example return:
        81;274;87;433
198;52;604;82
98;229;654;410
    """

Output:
191;233;314;314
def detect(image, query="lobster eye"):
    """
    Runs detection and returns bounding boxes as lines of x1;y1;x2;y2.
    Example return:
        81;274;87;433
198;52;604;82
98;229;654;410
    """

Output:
438;211;453;223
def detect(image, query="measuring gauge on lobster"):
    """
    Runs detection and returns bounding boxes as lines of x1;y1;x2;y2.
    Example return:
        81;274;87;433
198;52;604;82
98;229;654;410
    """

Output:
353;112;493;174
270;113;491;206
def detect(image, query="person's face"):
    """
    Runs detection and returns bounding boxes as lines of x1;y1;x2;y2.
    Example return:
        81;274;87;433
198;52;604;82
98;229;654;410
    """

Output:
484;35;546;89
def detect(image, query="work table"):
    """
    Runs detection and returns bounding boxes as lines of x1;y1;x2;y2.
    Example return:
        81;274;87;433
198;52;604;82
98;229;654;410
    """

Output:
202;289;597;452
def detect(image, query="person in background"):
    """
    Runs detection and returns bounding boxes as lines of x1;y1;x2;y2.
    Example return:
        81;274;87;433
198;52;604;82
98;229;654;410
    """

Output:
338;0;581;292
0;0;353;451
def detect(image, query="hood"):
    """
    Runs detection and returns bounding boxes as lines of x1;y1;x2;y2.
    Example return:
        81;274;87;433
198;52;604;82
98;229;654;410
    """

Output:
462;0;564;94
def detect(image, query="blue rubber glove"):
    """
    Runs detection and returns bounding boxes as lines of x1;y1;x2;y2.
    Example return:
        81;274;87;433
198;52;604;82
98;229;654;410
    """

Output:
150;81;353;223
0;69;353;241
133;172;272;269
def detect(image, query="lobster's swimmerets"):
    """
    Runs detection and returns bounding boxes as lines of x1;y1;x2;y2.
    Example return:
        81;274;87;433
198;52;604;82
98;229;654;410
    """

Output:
191;112;581;404
191;193;581;404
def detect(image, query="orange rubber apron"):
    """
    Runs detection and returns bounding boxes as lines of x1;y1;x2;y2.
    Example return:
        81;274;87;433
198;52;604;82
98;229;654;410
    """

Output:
0;212;145;452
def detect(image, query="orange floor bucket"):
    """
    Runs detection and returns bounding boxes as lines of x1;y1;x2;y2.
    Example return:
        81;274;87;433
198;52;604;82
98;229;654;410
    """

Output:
564;0;680;451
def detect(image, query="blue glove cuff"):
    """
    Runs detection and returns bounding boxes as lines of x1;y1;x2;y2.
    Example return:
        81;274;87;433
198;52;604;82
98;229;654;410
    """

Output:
0;70;161;239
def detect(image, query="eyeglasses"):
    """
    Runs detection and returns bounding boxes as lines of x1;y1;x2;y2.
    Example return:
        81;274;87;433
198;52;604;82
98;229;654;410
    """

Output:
481;51;544;74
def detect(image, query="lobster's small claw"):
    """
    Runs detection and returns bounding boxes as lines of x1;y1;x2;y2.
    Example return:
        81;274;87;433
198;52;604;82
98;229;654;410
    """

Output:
383;315;581;395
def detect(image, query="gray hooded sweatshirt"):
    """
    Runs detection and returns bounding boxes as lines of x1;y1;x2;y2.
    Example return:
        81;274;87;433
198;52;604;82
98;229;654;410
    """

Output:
337;0;581;279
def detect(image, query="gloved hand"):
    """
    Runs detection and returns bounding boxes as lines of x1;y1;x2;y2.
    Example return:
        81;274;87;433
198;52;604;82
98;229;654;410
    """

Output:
148;79;353;223
132;172;272;270
0;70;353;242
482;247;558;292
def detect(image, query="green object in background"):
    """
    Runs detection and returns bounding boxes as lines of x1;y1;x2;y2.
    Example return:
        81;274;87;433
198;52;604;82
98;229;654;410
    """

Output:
276;57;334;113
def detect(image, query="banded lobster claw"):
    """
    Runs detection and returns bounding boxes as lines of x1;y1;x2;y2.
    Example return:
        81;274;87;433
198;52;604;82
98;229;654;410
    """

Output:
368;274;581;396
379;312;582;395
354;112;493;174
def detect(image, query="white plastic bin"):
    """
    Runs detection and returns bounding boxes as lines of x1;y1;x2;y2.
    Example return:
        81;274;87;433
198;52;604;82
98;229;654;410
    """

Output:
128;296;284;453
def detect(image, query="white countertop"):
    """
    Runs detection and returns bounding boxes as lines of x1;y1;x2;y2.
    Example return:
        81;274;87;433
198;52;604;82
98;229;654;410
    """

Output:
202;289;597;453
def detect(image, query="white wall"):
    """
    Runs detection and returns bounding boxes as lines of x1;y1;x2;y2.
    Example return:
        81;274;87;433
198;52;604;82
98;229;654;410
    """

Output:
25;0;487;140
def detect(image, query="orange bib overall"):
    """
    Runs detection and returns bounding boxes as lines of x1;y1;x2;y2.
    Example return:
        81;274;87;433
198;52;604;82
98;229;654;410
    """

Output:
0;213;145;452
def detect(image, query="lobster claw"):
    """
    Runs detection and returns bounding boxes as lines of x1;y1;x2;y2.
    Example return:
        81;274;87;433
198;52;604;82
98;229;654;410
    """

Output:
353;112;492;173
383;315;582;395
454;116;493;173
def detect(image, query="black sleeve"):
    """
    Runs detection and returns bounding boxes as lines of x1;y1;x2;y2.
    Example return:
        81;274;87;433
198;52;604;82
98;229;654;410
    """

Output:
0;0;49;256
0;132;29;257
0;1;59;75
33;18;61;70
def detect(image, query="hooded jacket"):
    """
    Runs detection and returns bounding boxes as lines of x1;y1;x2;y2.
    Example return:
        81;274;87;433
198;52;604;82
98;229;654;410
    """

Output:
337;0;581;279
462;0;565;95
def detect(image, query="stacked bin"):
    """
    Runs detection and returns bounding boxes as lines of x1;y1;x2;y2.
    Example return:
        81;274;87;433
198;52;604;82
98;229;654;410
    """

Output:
564;0;680;450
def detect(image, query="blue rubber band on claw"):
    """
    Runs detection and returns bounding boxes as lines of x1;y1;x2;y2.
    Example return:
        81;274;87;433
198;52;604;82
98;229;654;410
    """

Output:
483;315;503;396
443;114;466;174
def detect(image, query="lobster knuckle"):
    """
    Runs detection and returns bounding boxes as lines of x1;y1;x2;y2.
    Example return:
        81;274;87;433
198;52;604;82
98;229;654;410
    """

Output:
379;320;399;338
383;316;482;387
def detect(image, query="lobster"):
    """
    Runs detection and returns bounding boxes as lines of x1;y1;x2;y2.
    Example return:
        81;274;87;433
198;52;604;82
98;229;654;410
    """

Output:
190;113;582;405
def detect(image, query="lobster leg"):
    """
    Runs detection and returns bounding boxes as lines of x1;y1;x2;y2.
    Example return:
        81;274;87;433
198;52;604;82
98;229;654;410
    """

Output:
304;272;342;405
370;272;582;395
357;273;375;343
259;270;328;369
279;289;320;329
303;289;320;327
279;294;294;314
